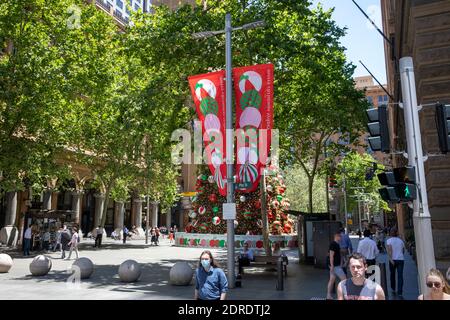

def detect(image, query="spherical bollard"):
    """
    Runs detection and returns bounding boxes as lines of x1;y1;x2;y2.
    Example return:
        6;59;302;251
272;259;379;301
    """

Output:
118;260;141;282
72;257;94;279
0;253;13;273
29;255;52;276
169;262;194;286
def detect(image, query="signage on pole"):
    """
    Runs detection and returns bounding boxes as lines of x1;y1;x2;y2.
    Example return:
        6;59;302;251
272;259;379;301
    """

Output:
223;203;236;220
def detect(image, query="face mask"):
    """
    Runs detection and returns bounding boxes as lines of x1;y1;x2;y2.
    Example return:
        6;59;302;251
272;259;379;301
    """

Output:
201;259;211;270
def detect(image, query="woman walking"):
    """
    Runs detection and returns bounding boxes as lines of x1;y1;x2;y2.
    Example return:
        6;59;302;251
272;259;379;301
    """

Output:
67;227;79;260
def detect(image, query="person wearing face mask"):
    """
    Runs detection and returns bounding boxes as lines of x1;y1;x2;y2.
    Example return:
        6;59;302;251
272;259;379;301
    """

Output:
418;269;450;300
194;250;228;300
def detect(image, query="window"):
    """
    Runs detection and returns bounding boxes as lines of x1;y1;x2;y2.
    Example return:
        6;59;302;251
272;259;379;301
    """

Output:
378;95;388;104
135;4;140;11
116;0;123;9
367;96;373;105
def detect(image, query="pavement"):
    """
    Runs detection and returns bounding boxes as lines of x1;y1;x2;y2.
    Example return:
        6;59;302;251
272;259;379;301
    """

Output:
0;236;419;300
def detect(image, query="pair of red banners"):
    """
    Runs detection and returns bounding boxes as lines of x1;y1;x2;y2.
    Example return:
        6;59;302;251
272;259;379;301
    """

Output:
188;64;274;196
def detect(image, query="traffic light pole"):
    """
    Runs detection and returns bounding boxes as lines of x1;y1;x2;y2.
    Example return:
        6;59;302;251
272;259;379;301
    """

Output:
400;57;436;294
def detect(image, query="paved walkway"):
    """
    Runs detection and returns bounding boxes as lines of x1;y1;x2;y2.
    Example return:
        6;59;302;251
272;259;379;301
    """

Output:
0;236;419;300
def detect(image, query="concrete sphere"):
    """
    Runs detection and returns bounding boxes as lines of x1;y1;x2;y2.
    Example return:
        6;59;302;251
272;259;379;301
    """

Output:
118;260;141;282
170;262;194;286
29;255;52;276
72;257;94;279
0;253;13;273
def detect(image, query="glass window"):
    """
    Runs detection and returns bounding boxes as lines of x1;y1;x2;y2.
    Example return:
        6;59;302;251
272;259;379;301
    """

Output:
116;0;123;9
134;4;140;11
378;95;383;103
367;96;373;105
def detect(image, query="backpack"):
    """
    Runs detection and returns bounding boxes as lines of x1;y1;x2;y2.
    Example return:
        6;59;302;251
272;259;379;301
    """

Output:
62;231;71;242
77;234;80;243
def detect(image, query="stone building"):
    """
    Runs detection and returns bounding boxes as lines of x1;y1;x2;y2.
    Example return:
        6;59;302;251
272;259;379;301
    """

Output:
381;0;450;269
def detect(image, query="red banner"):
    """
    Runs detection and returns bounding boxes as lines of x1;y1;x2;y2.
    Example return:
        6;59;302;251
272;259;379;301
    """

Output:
233;64;274;193
188;71;227;196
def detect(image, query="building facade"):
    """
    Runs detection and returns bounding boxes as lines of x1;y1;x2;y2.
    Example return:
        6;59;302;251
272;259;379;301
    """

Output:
381;0;450;269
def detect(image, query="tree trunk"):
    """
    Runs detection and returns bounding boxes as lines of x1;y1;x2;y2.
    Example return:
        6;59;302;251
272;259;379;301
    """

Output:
100;187;111;228
298;214;305;263
308;176;314;214
260;173;272;256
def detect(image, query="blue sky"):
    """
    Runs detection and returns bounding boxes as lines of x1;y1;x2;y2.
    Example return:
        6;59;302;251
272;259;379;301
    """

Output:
310;0;387;84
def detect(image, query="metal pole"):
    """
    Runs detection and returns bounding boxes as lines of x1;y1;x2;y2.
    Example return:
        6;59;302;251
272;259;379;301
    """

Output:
146;196;150;244
225;13;235;288
358;198;362;232
343;172;348;232
399;57;435;294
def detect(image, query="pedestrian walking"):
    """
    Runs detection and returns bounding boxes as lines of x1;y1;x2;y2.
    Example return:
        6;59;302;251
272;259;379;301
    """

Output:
326;231;347;300
238;242;254;274
61;225;71;259
386;228;405;297
94;225;104;248
42;229;51;251
169;227;174;244
123;226;129;244
337;253;385;300
194;250;228;300
418;268;450;300
356;229;379;267
339;228;353;272
155;227;160;245
23;225;32;256
150;228;157;245
53;227;62;252
67;227;79;260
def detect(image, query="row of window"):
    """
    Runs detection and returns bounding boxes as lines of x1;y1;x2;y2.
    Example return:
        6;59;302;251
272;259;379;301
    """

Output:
367;95;388;105
108;0;145;14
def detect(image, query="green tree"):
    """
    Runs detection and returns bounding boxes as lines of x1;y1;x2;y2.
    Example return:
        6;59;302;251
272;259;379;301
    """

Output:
334;152;390;218
284;163;327;213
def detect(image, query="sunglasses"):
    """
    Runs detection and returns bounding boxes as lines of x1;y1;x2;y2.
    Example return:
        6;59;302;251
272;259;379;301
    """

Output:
426;281;442;289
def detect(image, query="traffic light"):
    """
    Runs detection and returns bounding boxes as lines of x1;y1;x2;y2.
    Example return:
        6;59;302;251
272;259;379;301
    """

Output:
435;103;450;154
366;105;390;153
377;166;417;203
328;176;338;189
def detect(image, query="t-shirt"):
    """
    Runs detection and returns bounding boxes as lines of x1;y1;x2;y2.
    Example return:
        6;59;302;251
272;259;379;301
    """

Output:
24;228;32;239
241;248;254;260
386;237;405;260
195;267;228;300
357;237;379;260
329;241;341;267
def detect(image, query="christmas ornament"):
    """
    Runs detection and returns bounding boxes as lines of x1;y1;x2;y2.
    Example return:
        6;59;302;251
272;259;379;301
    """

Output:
243;211;252;219
239;107;261;128
191;220;198;228
201;174;208;181
266;185;273;192
238;162;258;184
197;175;203;181
200;97;219;115
240;195;246;202
209;194;218;203
277;195;283;202
234;220;239;228
255;200;261;209
188;211;197;219
208;175;215;184
198;223;208;232
240;89;262;109
238;71;263;93
271;200;280;208
198;206;206;215
204;113;221;132
212;216;221;225
185;224;193;233
283;224;292;234
212;206;219;213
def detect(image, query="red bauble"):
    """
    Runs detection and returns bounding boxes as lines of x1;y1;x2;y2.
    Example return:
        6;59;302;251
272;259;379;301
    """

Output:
255;200;262;209
283;224;292;234
209;194;218;203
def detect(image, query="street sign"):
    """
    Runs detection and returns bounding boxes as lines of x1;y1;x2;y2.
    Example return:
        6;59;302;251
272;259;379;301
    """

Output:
347;219;353;225
235;182;252;190
223;203;236;220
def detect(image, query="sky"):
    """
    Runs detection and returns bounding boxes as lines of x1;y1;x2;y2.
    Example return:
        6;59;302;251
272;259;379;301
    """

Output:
310;0;387;84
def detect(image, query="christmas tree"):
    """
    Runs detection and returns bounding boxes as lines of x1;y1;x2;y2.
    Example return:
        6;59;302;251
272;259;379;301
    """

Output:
187;165;294;235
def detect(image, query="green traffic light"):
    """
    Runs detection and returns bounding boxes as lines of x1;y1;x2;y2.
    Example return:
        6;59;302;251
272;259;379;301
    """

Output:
405;185;410;198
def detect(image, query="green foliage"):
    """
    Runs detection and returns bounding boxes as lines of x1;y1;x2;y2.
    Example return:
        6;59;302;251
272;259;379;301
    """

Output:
334;152;390;213
284;163;327;212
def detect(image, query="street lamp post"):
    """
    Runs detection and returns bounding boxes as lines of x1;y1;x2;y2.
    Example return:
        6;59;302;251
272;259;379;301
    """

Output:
193;15;265;288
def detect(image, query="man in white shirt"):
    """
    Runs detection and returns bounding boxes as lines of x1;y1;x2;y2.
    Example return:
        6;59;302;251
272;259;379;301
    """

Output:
357;229;379;267
23;226;32;256
386;228;405;297
238;242;254;274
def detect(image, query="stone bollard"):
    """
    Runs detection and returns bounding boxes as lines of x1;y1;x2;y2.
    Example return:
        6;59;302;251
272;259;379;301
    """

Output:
72;257;94;279
0;253;13;273
169;262;194;286
118;260;141;282
30;255;52;276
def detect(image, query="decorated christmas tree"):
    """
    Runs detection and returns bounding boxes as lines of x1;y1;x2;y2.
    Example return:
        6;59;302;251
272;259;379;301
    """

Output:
187;165;294;235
